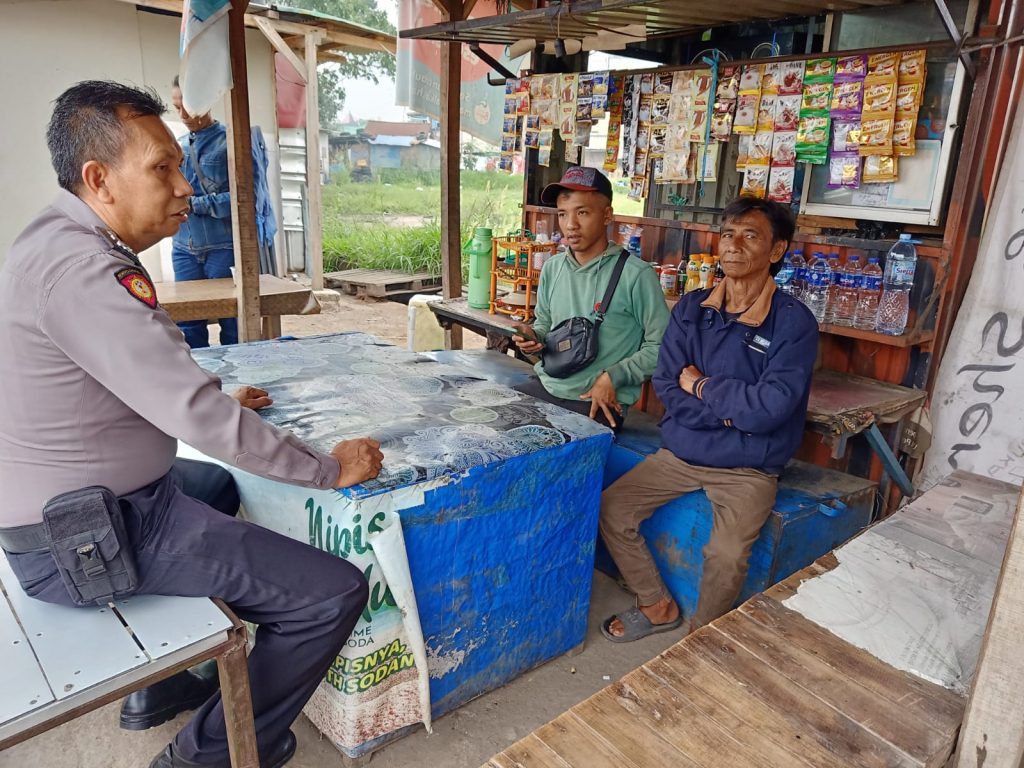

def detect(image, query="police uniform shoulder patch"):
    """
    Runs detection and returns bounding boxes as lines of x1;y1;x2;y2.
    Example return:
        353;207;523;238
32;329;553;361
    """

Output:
114;267;158;309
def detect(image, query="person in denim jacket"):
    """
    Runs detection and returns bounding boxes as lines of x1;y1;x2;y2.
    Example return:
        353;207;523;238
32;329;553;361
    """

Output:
170;78;277;349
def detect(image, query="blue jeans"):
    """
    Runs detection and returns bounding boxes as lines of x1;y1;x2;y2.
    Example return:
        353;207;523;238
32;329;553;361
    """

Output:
171;247;239;348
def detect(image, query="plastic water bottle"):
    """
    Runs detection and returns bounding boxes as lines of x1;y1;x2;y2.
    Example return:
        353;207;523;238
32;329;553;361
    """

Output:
876;234;918;335
803;259;832;323
832;254;862;327
824;253;842;323
790;249;807;298
854;256;883;330
774;252;798;296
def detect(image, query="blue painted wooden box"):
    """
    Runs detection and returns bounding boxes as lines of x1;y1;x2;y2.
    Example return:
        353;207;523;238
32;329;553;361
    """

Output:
598;414;876;617
399;436;610;719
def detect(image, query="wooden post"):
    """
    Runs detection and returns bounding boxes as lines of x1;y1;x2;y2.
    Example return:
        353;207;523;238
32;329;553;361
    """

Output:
224;0;262;342
954;485;1024;768
440;0;464;350
305;31;325;291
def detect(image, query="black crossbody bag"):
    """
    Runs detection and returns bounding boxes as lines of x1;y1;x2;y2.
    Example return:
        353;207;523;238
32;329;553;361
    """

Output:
542;251;630;379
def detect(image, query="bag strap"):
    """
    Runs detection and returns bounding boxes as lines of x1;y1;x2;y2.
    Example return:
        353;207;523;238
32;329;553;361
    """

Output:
594;250;630;325
187;136;217;195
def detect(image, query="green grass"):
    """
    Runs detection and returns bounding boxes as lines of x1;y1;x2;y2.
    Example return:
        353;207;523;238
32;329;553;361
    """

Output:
322;169;645;276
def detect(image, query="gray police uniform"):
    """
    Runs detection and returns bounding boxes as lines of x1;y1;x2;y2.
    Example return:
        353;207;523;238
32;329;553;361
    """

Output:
0;190;369;763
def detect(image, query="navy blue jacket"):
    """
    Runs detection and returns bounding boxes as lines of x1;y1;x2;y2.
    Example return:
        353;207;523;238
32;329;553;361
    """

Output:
653;279;818;475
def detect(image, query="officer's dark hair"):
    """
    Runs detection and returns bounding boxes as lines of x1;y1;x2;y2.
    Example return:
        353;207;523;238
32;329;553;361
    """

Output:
721;196;796;276
47;80;166;194
172;75;180;88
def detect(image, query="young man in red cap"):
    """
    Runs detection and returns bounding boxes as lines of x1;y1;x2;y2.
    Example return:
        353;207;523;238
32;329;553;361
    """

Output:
512;167;668;430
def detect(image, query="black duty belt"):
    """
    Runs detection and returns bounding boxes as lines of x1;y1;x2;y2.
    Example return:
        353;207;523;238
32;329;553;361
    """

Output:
0;522;49;554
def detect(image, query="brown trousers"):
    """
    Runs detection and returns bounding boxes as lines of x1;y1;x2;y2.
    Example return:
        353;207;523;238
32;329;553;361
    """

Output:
599;448;778;628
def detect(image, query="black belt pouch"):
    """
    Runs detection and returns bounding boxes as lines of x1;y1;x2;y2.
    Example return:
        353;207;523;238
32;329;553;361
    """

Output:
41;486;139;606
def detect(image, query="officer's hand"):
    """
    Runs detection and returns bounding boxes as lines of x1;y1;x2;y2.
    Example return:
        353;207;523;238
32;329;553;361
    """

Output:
232;385;273;410
332;438;384;488
511;322;543;355
580;371;622;428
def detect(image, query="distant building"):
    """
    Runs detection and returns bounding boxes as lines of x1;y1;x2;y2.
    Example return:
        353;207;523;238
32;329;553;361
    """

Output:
331;121;442;174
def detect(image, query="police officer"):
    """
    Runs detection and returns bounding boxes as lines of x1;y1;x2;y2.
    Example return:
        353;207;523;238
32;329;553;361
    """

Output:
0;81;383;768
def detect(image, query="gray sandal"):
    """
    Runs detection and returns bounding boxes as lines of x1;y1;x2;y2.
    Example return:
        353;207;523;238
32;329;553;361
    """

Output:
601;606;684;643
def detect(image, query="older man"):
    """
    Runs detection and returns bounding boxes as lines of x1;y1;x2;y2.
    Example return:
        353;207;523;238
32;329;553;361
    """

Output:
0;81;382;768
600;197;818;642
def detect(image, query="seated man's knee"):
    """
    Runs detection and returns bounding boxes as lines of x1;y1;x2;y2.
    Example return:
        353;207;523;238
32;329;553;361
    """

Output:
704;534;750;567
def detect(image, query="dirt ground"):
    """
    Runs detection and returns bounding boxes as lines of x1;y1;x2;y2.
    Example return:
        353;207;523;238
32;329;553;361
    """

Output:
0;296;685;768
279;291;489;351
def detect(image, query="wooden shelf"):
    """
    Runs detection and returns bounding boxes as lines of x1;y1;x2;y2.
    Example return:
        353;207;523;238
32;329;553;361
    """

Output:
663;295;932;347
818;323;934;347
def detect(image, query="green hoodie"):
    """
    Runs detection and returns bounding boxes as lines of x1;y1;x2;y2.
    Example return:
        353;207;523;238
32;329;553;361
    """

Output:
532;242;669;406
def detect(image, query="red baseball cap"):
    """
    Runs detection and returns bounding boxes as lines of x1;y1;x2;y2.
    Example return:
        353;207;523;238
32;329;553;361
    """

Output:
540;166;614;206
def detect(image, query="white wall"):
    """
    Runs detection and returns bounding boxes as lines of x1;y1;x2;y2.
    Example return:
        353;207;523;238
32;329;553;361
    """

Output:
0;0;279;269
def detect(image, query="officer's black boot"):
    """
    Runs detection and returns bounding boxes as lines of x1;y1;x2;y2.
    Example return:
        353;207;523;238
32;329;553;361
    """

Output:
148;729;297;768
120;660;219;730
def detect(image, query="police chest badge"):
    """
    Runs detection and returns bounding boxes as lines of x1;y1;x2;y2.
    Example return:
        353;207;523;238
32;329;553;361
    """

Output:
115;267;158;308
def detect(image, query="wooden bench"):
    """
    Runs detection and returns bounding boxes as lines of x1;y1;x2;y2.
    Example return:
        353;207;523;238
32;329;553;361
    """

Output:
0;553;258;767
487;470;1016;767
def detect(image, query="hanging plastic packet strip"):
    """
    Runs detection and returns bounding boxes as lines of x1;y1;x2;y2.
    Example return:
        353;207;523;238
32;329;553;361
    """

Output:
736;134;753;170
893;115;917;157
733;92;760;134
762;62;783;95
776;61;805;95
771;131;798;166
835;55;868;80
831;80;864;117
796;113;831;164
768;166;795;203
801;81;833;112
868;51;900;78
827;152;861;189
862;154;898;183
774;94;801;132
859;117;894;156
716;65;741;101
742;165;769;198
898;49;927;83
833;120;862;152
750;130;775;165
733;64;762;135
896;82;923;114
739;64;763;91
863;78;897;114
711;108;735;141
804;58;836;83
757;94;778;131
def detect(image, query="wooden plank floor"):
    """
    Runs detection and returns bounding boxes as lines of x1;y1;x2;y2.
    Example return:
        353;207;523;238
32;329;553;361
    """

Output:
486;471;1013;768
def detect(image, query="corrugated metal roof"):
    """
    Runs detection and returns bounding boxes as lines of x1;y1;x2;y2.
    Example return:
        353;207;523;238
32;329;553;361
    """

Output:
399;0;914;45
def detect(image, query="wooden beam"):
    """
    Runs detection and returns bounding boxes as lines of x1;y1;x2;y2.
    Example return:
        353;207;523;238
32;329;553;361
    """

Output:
440;1;464;350
224;0;262;342
319;51;350;65
954;486;1024;768
463;0;481;18
305;30;326;292
252;16;307;83
109;1;396;54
